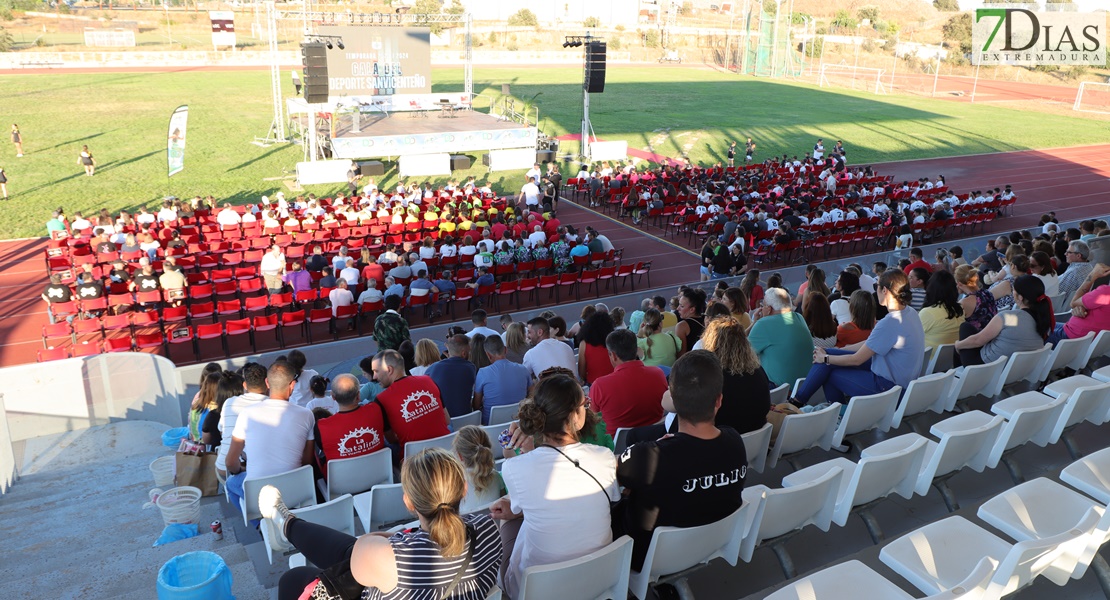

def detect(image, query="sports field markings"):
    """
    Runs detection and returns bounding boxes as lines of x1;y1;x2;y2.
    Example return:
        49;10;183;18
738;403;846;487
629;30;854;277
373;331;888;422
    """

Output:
560;199;699;259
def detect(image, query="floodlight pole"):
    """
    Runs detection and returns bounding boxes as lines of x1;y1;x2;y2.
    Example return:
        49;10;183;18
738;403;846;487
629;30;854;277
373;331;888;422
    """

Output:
932;51;941;97
971;61;981;103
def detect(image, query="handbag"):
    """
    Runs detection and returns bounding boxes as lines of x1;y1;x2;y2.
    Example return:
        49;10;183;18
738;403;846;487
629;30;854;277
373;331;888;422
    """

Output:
174;448;219;496
308;525;477;600
541;444;622;534
766;402;803;444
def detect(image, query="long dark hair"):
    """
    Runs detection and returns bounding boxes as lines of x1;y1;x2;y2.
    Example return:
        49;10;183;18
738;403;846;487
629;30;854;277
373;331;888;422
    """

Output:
924;270;962;320
1013;275;1054;339
579;311;615;347
803;293;838;339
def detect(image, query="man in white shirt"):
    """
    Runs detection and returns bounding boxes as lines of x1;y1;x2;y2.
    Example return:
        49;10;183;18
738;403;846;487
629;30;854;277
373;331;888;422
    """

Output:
70;211;92;231
522;317;576;378
357;280;383;305
156;201;177;223
525;163;541;182
224;361;314;514
338;258;360;286
216;362;269;483
527;225;547;249
518;177;541;213
216;204;242;226
466;309;501;338
828;206;845;222
332;247;351;273
135;208;156;226
260;244;286;293
329;279;355;315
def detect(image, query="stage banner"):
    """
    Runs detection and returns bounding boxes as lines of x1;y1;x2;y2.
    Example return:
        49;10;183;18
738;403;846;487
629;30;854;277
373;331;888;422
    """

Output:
167;105;188;177
318;25;432;96
331;127;537;160
209;11;236;48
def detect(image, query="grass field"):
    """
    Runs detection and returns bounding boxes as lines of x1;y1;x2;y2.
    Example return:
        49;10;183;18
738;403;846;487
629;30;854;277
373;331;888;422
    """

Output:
0;65;1106;239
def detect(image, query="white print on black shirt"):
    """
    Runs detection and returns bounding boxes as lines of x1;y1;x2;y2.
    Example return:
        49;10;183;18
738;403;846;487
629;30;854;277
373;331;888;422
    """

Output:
46;287;66;299
683;467;746;493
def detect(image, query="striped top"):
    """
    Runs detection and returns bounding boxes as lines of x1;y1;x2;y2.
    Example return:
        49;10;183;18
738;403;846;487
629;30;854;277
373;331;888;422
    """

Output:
362;513;502;600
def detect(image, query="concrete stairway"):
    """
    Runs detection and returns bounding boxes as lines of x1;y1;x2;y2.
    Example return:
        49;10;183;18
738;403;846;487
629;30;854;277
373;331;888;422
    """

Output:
0;421;270;599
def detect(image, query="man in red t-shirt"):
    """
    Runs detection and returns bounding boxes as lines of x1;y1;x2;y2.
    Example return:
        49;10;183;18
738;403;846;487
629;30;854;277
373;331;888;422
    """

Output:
589;330;668;436
902;247;933;275
371;349;451;453
314;374;387;479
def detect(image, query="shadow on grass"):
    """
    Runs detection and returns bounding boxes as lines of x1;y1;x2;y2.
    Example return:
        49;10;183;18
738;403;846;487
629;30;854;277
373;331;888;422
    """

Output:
228;145;288;172
35;132;109;155
95;149;163;175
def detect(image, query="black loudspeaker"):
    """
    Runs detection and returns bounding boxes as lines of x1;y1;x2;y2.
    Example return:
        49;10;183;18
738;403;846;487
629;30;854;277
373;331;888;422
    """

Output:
585;41;606;93
302;42;330;104
536;150;555;164
357;160;385;176
450;155;471;170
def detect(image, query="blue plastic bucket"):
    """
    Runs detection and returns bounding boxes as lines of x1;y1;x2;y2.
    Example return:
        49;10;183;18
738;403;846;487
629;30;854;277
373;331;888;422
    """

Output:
161;427;189;448
156;551;234;600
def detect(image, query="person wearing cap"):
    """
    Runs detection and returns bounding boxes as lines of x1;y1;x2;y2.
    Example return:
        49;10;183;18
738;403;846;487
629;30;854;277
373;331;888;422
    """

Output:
955;275;1055;366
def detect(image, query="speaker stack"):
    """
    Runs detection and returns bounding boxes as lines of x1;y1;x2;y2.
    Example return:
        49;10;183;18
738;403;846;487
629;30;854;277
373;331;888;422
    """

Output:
301;42;330;104
585;41;607;93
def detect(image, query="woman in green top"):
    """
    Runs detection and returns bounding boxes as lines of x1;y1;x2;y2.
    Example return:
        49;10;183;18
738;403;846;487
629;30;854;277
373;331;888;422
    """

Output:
636;308;683;368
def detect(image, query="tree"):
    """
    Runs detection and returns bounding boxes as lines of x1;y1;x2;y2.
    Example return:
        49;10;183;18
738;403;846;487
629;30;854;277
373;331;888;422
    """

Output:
933;0;960;11
762;0;777;16
857;6;880;23
791;11;811;25
411;0;445;34
644;29;660;48
583;16;600;28
831;9;858;30
507;8;537;27
0;27;12;52
942;12;972;53
444;1;464;15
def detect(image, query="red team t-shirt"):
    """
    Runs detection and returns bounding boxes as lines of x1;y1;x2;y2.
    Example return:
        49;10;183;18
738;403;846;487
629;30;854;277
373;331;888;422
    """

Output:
375;375;451;448
316;403;387;477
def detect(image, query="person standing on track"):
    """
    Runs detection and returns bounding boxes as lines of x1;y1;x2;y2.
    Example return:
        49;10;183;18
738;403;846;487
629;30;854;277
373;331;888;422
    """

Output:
726;141;737;167
11;124;22;157
745;138;756;165
0;166;8;199
78;145;95;176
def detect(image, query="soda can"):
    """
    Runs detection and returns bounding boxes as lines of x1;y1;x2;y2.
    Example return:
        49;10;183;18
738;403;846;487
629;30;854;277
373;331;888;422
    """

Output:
211;520;223;541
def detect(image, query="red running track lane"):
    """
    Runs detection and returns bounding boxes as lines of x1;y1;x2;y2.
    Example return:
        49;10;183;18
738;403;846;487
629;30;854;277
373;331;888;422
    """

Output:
2;144;1109;368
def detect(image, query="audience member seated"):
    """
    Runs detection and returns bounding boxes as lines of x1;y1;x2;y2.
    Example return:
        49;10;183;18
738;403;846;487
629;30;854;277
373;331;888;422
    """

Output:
314;374;386;480
474;335;533;425
674;287;708;354
467;309;500;338
489;373;619;599
452;425;506;513
700;317;771;434
590;329;668;436
1058;240;1093;300
919;270;964;349
216;362;268;482
956;275;1053;365
373;295;410;351
202;371;243;450
304;375;339;415
329;279;354;321
835;290;876;348
791;270;924;416
266;447;502;600
522;317;576;378
356;279;383;305
955;264;998;338
804;293;839;349
1049;263;1110;344
637;308;682;368
224;361;315;511
282;262;312;294
425;334;478;418
613;350;746;570
748;287;815;387
371;349;451;451
577;311;616;385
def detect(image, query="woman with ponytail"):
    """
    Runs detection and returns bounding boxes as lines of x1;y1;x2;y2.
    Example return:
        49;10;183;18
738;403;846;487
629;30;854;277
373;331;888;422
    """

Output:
453;425;504;514
790;269;925;411
490;373;619;599
636;308;682;368
266;447;502;600
955;275;1053;366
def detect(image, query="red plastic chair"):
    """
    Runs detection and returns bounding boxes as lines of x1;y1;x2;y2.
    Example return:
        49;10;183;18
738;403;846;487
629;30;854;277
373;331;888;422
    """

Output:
71;316;103;341
306;308;333;343
188;283;214;303
244;295;269;315
133;332;165;352
37;347;69;362
210;268;234;283
597;266;617;291
217;300;243;318
195;322;225;358
518;277;539;305
225;318;252;354
131;310;161;330
71;341;102;358
496;281;519;310
189;301;216;322
451;288;474;317
557;273;578;301
42;322;72;349
632;261;652;288
279;309;306;347
104;336;133;353
270;292;293;312
334;305;359;338
253;314;279;349
579;269;600;298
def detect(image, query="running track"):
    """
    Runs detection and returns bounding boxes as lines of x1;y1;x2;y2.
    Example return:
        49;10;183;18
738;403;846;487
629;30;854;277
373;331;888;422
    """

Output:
2;146;1108;368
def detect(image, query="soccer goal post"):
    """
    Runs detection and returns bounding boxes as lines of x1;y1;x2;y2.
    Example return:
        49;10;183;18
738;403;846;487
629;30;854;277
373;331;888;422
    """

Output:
1073;81;1110;115
819;64;887;94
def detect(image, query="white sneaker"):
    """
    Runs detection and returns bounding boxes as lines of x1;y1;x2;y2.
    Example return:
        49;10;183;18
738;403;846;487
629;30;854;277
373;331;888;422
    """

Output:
258;485;295;552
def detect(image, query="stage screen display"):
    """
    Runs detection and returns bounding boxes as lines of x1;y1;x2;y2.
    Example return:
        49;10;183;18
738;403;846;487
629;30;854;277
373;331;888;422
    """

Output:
319;25;432;96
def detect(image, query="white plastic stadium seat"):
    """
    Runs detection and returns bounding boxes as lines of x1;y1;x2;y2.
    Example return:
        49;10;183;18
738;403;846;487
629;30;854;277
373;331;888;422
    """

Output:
404;431;458;461
782;435;927;543
831;385;901;451
976;477;1110;582
629;504;753;599
740;469;843;578
741;422;773;473
449;410;481;430
865;414;1005;512
1037;332;1094;382
353;483;412;533
985;345;1051;399
1061;447;1110;505
1072;330;1110;373
925;344;956;376
762;558;995;600
319;448;393;501
766;403;839;471
613;427;633;455
517;536;634;600
487;402;520;426
945;357;1006;412
262;494;356;565
768;382;791;406
891;370;954;430
240;465;316;526
880;511;1099;597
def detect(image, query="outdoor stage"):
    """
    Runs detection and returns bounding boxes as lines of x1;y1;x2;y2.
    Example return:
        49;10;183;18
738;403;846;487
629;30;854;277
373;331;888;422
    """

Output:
329;109;537;160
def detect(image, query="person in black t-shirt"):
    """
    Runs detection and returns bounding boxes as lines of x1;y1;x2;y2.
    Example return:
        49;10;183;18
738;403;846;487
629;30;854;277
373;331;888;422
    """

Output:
94;230;117;254
305;246;329;272
613;350;747;570
130;262;160;301
42;274;72;304
108;260;131;284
